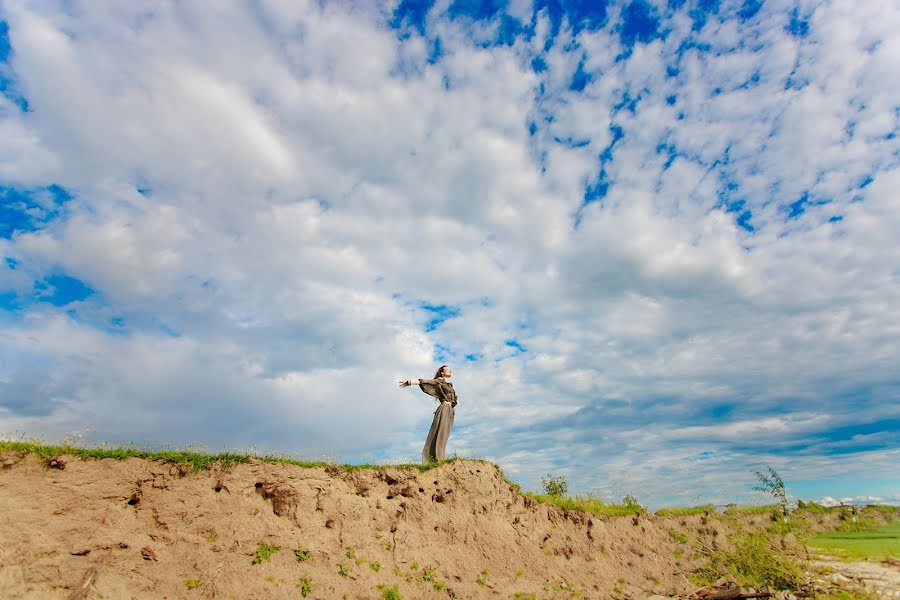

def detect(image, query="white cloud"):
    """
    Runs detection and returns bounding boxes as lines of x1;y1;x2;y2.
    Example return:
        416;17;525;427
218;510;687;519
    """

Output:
0;0;898;505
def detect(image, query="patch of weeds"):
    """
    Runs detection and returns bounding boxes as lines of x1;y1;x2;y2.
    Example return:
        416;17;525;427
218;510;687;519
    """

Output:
523;491;645;517
205;530;217;542
656;504;716;517
369;561;381;572
613;577;626;598
475;568;489;586
417;566;436;582
432;581;445;591
252;542;281;565
723;504;781;516
264;575;285;584
409;561;419;571
294;548;311;562
345;547;356;560
514;594;536;600
515;569;524;578
337;563;350;578
673;549;684;559
666;528;689;544
693;532;803;590
297;576;312;597
382;540;395;551
541;473;568;497
377;583;403;600
184;578;204;590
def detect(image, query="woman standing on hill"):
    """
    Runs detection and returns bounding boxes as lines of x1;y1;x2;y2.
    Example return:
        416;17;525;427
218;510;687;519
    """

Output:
399;365;457;464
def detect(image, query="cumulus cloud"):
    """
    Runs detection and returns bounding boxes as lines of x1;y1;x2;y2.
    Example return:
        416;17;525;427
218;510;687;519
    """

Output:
0;0;898;506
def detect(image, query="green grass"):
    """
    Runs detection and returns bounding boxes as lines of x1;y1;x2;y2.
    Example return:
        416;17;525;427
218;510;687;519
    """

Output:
524;492;645;517
693;532;804;590
655;504;716;517
297;577;312;597
252;542;281;564
808;522;900;560
0;439;474;473
723;504;781;516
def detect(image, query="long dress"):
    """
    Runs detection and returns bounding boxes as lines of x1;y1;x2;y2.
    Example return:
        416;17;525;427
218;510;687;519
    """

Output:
418;378;458;463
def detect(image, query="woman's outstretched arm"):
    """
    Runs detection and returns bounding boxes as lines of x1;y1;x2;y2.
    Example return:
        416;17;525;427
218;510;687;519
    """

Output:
399;378;420;388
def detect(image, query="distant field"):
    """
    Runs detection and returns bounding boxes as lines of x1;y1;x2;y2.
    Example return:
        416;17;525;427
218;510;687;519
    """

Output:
808;522;900;559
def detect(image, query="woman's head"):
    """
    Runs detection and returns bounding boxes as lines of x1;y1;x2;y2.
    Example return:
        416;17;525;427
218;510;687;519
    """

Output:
434;365;452;379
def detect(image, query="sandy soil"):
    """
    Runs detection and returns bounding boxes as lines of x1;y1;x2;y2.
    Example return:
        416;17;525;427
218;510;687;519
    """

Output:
0;451;894;599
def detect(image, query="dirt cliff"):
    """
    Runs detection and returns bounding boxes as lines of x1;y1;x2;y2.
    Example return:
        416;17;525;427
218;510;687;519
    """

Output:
0;450;885;599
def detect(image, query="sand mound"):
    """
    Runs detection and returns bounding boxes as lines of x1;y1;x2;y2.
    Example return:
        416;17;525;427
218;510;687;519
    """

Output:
3;450;873;599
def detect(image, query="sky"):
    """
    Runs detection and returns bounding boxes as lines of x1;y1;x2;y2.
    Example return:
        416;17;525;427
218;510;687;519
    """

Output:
0;0;898;510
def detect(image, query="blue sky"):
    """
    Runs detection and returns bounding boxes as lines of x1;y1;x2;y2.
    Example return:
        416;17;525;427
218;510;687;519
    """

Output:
0;0;898;509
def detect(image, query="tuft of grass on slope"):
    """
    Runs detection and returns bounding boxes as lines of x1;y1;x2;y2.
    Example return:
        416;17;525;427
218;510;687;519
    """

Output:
656;504;716;517
808;523;900;560
524;492;645;517
723;504;782;516
0;439;479;474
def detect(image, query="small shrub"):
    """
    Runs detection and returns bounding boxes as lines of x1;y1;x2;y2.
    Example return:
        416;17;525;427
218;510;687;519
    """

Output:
294;548;310;562
370;562;381;572
337;563;350;578
184;578;203;589
475;568;489;586
377;584;403;600
514;594;536;600
297;577;312;597
752;466;789;522
252;542;281;564
541;474;568;497
693;532;803;590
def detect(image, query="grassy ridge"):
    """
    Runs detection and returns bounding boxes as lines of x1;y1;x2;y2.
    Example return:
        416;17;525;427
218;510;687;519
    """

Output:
0;439;458;473
523;492;645;517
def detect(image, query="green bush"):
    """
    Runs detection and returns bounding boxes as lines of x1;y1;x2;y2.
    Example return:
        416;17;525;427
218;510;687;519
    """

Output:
541;474;568;497
693;532;803;590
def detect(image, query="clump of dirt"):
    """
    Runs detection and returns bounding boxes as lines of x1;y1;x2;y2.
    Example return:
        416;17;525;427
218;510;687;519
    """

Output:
0;452;891;599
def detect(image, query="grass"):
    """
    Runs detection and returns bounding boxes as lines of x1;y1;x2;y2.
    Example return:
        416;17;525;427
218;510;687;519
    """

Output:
0;439;475;474
377;584;403;600
251;542;280;564
693;532;804;590
808;522;900;560
656;504;715;517
297;577;312;597
524;492;645;517
184;578;204;590
723;504;782;516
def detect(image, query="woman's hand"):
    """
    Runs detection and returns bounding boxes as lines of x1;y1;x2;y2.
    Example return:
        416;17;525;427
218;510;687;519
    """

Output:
399;380;410;388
